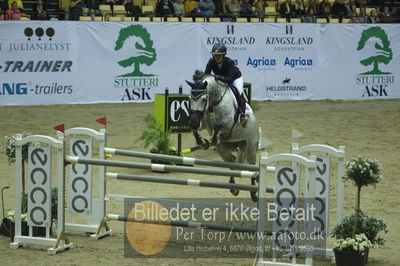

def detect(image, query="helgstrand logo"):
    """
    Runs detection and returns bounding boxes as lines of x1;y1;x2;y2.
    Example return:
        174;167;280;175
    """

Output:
114;25;158;101
356;26;394;97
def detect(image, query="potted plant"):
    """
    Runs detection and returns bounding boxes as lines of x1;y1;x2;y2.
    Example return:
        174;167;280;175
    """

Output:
1;188;59;241
331;211;388;247
1;132;31;211
333;233;372;266
136;114;178;170
331;156;384;266
1;133;58;239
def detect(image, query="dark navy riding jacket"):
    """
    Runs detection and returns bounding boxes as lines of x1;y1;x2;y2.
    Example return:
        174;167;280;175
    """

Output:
205;56;242;85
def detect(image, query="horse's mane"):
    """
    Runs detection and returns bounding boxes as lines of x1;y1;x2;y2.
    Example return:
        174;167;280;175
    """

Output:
193;70;206;82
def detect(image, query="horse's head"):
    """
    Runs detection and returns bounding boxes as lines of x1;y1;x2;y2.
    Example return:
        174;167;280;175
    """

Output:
186;80;208;130
187;70;226;130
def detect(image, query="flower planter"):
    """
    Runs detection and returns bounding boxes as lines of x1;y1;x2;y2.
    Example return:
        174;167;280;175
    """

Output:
334;249;367;266
0;218;48;241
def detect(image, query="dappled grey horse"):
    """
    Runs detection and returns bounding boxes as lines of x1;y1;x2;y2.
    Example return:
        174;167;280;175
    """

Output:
186;70;259;201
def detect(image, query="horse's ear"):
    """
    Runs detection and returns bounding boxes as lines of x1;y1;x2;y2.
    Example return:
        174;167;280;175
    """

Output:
202;81;208;89
186;80;195;88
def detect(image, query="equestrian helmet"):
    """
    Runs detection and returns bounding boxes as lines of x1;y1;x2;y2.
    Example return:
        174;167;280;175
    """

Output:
211;43;227;55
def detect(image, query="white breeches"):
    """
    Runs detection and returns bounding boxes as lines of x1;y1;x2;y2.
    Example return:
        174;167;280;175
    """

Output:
233;76;244;95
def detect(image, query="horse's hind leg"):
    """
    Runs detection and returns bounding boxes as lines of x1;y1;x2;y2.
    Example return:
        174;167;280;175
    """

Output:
216;143;239;196
246;138;259;202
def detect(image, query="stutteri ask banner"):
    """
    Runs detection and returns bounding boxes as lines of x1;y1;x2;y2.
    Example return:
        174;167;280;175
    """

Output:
0;21;399;106
319;24;399;99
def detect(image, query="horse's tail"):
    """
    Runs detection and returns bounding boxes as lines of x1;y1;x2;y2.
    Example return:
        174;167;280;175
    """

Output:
193;70;205;81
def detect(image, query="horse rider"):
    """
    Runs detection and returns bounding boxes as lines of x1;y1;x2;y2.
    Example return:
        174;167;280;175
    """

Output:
205;43;248;126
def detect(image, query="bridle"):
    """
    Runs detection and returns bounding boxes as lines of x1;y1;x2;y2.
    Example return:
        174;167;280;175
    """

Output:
190;78;228;117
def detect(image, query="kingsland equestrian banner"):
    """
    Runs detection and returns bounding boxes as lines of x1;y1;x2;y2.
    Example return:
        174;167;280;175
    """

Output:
0;22;399;106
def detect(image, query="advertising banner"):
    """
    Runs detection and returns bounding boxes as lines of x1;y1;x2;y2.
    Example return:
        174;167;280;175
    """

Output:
0;21;78;105
0;21;399;106
319;24;400;99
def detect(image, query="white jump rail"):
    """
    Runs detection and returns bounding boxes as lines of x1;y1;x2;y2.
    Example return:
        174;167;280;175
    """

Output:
104;147;276;172
10;134;74;254
60;127;112;240
291;143;345;258
257;153;317;266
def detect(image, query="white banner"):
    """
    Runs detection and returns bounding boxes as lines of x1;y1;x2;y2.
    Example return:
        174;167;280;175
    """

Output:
319;24;400;99
0;22;399;106
0;21;78;105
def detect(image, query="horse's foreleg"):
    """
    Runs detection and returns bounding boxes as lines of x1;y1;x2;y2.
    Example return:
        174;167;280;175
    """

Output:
211;125;222;146
216;143;239;196
192;130;210;150
246;139;259;202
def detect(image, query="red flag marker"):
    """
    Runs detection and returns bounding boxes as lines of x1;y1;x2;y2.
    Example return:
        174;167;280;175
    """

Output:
96;117;107;126
53;124;65;133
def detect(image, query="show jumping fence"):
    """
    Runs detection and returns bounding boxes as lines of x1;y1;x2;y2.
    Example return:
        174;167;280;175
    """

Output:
10;127;345;266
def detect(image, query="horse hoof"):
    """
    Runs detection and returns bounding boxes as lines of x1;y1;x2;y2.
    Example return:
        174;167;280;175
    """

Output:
250;176;259;202
250;191;258;202
229;177;240;196
201;139;210;149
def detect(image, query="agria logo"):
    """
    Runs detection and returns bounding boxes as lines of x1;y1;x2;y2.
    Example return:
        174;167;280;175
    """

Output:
114;25;158;101
356;26;394;97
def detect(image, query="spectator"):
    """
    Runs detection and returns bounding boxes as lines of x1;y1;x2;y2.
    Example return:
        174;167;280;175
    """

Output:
184;0;199;15
173;0;185;17
0;9;4;19
318;0;331;17
156;0;174;17
381;6;390;16
226;0;241;17
7;0;23;9
198;0;215;17
367;8;379;23
279;0;294;19
85;0;101;19
356;6;367;23
123;0;142;17
32;0;48;20
344;0;356;16
252;0;263;8
306;0;319;15
293;0;306;16
331;0;347;18
253;1;264;18
213;0;225;15
354;0;365;7
0;0;8;12
240;0;253;17
69;0;83;20
348;14;358;22
6;1;29;20
379;6;393;23
303;6;316;22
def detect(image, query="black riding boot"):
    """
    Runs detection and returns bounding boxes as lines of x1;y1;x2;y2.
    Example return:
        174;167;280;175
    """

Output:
238;93;248;126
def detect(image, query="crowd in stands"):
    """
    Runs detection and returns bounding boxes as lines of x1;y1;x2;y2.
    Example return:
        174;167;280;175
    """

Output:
0;0;399;22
